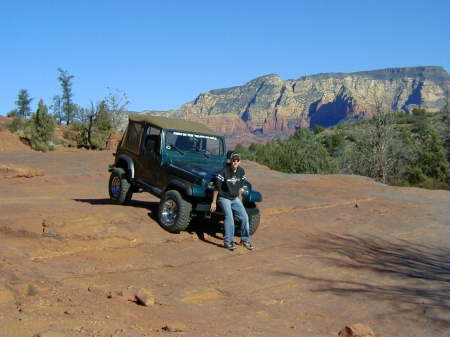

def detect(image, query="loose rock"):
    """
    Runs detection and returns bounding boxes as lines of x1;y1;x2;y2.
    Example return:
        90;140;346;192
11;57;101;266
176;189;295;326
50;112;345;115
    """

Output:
161;323;185;332
87;286;106;296
338;323;375;337
135;288;156;306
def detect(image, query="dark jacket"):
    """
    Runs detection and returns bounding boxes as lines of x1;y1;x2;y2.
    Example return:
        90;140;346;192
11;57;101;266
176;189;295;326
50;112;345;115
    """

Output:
215;165;247;200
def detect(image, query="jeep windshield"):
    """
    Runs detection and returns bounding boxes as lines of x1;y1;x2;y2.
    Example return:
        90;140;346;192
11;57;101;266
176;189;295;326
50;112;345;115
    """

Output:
164;130;224;157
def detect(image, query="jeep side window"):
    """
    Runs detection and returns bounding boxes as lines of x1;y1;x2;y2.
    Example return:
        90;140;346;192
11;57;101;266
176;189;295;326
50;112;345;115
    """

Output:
175;136;194;151
165;133;194;152
164;132;179;151
144;126;161;153
123;122;144;154
205;137;220;155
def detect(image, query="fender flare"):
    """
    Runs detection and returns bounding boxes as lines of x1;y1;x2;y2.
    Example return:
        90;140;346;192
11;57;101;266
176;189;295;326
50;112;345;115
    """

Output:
117;154;135;179
165;179;192;196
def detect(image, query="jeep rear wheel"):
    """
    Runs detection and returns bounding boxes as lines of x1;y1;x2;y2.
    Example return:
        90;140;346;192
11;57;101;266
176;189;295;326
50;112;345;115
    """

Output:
109;168;132;205
158;190;192;233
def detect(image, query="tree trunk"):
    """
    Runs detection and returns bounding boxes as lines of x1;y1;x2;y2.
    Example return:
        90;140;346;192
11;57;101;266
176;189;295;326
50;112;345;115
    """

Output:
87;115;93;149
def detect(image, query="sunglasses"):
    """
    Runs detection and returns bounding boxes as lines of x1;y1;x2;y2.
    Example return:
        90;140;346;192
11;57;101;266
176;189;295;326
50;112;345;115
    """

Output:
232;159;240;162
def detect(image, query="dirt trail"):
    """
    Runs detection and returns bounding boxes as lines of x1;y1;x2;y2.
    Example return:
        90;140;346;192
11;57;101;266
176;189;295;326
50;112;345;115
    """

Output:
0;149;448;337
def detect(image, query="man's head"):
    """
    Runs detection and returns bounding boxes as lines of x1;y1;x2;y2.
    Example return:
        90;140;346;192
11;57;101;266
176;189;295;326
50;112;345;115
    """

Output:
230;152;241;170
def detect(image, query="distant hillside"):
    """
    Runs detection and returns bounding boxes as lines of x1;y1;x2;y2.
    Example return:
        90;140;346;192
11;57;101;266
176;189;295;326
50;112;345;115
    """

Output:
143;66;449;139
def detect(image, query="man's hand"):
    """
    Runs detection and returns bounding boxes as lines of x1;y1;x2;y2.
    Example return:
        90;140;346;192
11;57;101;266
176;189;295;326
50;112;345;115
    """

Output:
210;190;218;213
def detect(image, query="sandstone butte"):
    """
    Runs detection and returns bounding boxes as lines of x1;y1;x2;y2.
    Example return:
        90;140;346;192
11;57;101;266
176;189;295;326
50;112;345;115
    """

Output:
144;66;449;146
0;132;448;337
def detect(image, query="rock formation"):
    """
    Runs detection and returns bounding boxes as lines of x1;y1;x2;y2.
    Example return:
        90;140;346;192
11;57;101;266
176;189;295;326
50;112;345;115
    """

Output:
145;66;449;135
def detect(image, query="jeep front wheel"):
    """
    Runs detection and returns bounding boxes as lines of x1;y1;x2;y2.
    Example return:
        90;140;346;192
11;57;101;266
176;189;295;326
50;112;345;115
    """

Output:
235;206;260;236
247;206;260;235
109;168;132;205
158;190;192;233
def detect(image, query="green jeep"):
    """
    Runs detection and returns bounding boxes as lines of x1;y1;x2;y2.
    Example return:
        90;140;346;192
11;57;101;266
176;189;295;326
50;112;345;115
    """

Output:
108;114;262;234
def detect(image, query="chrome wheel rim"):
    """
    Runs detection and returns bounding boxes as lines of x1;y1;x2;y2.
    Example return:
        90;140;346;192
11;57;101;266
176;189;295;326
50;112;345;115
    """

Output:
111;176;121;198
161;199;178;225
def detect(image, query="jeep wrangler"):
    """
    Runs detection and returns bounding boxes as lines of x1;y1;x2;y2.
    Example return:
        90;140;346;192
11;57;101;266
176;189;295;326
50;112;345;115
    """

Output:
108;114;262;234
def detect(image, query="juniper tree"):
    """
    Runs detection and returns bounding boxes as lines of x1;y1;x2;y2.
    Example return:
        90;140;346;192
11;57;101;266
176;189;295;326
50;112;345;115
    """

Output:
29;99;55;151
73;100;114;150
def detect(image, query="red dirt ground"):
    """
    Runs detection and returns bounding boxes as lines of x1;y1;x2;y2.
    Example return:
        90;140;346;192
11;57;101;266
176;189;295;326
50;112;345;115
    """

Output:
0;139;448;336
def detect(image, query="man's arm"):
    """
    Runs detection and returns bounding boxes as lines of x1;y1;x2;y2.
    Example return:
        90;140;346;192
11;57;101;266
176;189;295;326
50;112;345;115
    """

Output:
210;168;224;212
237;167;246;200
239;167;247;188
210;190;218;212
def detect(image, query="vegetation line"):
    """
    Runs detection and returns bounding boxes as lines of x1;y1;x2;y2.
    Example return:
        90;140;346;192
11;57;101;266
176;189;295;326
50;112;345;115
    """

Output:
235;108;449;190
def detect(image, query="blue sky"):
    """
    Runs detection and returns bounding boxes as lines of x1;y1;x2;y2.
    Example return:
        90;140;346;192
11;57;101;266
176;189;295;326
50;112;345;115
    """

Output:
1;0;448;115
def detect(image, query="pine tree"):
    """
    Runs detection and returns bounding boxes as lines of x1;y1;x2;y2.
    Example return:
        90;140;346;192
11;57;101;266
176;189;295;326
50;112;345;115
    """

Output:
57;68;75;125
15;89;33;118
51;95;63;125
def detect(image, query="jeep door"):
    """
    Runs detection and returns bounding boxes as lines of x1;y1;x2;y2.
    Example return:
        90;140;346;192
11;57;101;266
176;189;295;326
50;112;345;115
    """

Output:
137;126;162;186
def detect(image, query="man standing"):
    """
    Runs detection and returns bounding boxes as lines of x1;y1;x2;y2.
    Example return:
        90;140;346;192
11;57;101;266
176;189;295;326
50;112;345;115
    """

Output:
210;152;254;251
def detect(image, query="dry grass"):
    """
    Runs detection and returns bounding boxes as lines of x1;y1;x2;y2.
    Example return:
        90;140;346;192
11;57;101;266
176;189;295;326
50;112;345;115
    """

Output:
0;164;44;178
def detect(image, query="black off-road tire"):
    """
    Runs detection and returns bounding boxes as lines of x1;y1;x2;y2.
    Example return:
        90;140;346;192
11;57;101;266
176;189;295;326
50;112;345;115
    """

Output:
235;206;260;236
109;168;132;205
247;206;260;235
158;190;192;233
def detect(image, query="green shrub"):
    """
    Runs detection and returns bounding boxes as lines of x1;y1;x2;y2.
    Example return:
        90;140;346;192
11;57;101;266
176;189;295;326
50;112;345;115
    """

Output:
31;140;50;152
237;109;448;190
72;101;115;150
8;117;26;133
7;109;18;118
321;133;345;157
249;128;336;174
405;166;427;185
313;125;325;134
233;143;246;154
27;99;55;151
411;119;448;185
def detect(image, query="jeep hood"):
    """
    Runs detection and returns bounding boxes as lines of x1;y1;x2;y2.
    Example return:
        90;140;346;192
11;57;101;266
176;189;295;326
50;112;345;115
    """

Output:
169;161;222;180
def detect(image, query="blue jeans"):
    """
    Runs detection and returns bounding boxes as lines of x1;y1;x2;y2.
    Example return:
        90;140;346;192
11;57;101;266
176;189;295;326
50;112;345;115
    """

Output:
218;197;251;245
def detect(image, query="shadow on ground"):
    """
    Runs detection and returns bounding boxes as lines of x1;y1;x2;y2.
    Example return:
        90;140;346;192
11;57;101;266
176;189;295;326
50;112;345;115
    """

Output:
187;218;224;248
275;232;450;326
74;198;160;222
74;198;225;247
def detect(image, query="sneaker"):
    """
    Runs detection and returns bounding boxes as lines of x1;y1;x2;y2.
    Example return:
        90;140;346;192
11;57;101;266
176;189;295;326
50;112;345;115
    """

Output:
223;242;236;251
241;241;254;251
